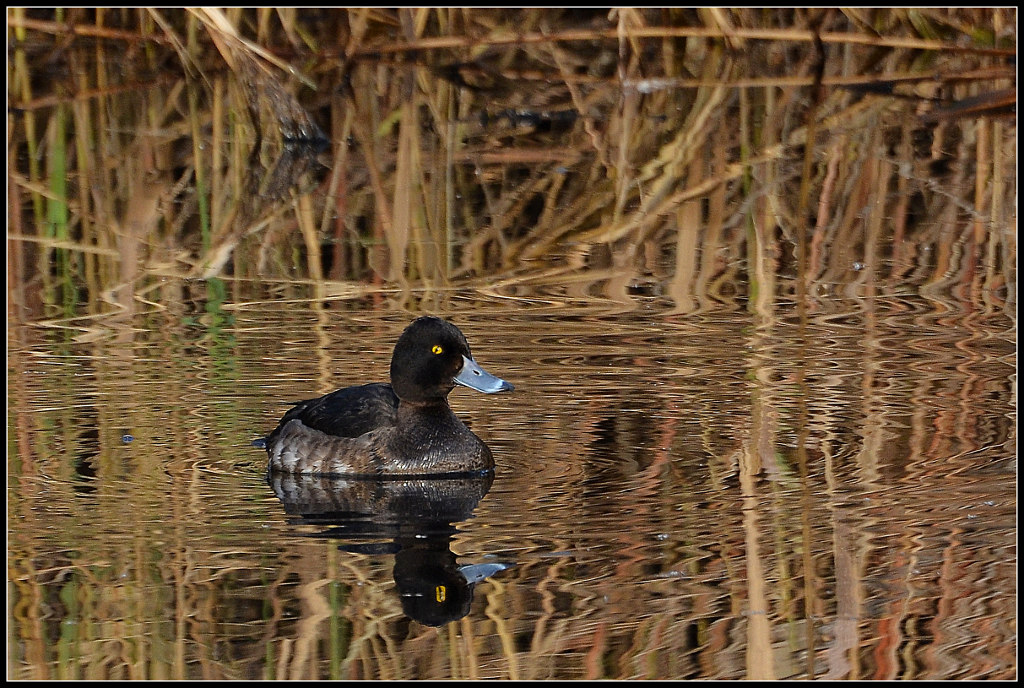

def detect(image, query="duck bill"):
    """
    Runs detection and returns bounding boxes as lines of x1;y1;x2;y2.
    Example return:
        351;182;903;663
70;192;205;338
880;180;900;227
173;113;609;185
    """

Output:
455;355;514;394
459;562;515;584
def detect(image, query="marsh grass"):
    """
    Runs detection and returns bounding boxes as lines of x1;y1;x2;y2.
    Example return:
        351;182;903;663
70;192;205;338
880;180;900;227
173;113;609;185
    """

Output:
7;8;1016;318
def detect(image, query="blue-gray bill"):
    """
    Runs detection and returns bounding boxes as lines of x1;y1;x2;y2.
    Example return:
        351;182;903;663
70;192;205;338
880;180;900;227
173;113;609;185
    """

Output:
455;355;514;394
459;562;515;584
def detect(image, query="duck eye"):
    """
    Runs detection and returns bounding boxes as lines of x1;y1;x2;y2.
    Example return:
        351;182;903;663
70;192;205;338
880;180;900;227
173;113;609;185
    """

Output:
431;345;444;355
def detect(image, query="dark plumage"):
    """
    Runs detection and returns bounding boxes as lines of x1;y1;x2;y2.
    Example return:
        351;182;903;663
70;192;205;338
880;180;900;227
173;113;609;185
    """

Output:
265;316;513;476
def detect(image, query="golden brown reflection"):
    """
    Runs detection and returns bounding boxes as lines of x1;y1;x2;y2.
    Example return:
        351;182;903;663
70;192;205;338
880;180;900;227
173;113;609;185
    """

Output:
8;278;1016;679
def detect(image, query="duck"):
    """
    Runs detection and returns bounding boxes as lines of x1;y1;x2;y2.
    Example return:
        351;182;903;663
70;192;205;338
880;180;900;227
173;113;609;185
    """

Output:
265;315;513;476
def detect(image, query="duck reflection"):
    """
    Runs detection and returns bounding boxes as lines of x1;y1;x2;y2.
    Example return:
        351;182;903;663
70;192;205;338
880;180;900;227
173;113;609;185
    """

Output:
268;470;512;627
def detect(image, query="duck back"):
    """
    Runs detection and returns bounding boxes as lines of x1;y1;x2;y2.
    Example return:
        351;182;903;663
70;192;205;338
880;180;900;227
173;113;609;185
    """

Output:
267;382;399;446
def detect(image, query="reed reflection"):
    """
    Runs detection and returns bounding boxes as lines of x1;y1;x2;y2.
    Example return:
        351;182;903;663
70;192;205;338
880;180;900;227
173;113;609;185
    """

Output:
269;470;512;627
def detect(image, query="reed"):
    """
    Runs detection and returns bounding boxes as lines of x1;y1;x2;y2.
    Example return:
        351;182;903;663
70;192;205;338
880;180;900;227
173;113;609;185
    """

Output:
6;8;1015;317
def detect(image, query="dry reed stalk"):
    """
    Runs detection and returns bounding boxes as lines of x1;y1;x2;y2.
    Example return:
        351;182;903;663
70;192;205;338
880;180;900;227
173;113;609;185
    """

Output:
6;13;174;44
348;25;1014;58
691;124;729;311
211;75;225;236
295;192;322;281
321;105;354;280
9;9;45;232
185;7;315;88
390;83;417;284
667;156;702;315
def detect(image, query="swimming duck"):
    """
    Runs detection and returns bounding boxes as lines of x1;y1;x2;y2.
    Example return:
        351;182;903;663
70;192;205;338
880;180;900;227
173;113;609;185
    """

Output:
265;316;513;476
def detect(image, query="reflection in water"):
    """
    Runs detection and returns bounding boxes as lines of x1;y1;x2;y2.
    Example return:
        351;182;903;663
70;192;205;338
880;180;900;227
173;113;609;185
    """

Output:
269;471;512;627
6;283;1017;680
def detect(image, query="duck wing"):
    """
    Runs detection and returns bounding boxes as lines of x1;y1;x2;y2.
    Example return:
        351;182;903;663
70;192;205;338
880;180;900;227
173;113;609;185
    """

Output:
270;382;399;441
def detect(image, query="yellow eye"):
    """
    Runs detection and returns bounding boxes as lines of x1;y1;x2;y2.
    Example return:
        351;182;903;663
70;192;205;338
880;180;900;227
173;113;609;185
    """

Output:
431;344;443;355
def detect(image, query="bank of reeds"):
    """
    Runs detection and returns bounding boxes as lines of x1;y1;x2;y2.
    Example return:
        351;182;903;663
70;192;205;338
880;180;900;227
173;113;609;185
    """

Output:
8;9;1017;680
7;8;1016;313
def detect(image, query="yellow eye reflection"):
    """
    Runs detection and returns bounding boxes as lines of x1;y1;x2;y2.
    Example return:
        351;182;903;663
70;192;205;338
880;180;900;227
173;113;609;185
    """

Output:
432;345;444;355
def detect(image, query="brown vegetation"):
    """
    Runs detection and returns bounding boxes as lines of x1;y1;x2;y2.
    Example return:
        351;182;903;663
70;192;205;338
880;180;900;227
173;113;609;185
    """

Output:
7;8;1016;316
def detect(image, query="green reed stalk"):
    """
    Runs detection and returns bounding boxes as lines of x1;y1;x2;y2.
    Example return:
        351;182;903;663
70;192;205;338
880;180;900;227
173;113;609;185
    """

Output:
188;84;212;254
46;106;69;242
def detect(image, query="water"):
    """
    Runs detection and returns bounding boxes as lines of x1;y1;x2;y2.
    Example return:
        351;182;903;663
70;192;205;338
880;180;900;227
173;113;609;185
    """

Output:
8;281;1016;680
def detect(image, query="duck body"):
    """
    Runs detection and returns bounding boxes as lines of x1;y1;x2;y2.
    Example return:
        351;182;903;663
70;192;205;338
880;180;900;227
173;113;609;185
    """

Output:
265;316;513;477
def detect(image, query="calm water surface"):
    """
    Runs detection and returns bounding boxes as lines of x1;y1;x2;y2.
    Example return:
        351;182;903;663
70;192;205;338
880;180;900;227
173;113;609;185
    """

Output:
8;281;1015;680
